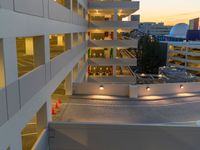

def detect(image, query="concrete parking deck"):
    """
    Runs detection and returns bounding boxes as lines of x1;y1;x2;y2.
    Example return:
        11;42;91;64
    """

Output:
54;95;200;126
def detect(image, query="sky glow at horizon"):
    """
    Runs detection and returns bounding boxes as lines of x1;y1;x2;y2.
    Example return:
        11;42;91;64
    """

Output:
137;0;200;25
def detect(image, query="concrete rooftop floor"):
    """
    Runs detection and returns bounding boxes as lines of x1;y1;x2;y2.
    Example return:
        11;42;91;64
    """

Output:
53;95;200;126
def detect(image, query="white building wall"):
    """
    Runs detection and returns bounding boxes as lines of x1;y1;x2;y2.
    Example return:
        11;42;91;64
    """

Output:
0;0;88;149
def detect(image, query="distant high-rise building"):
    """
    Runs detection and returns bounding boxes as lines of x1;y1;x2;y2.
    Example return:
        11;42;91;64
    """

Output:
189;18;200;30
187;18;200;41
139;22;172;36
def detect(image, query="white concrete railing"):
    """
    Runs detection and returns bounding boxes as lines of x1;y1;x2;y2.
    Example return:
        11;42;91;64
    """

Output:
130;82;200;98
0;42;87;127
49;122;200;150
88;0;139;9
88;58;137;66
19;65;46;106
51;42;87;78
73;82;200;98
87;76;136;84
49;0;87;25
88;39;138;48
89;21;139;29
73;82;129;97
3;0;87;26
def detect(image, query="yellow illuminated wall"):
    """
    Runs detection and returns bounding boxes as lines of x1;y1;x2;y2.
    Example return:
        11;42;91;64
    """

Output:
0;40;5;88
25;38;34;55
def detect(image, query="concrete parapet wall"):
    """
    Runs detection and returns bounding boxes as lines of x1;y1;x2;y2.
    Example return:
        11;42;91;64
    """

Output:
49;122;200;150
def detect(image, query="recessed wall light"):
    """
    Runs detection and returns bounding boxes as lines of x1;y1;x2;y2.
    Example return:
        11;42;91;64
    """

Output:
141;73;145;77
99;85;104;90
146;86;150;91
180;84;184;89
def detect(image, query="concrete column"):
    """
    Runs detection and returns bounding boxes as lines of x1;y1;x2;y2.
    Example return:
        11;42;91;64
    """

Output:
113;47;117;58
185;47;188;68
34;35;50;66
73;64;78;82
73;33;78;47
33;36;46;67
43;0;49;17
113;9;118;40
83;8;86;20
37;103;48;135
83;32;86;42
78;33;81;45
78;4;81;16
64;34;72;50
10;132;22;150
69;0;73;11
86;11;89;21
70;33;74;48
44;35;50;63
64;72;73;95
1;38;18;85
46;98;52;122
113;65;116;76
84;52;87;61
85;62;88;81
112;47;117;75
113;9;118;21
114;29;118;40
77;62;80;75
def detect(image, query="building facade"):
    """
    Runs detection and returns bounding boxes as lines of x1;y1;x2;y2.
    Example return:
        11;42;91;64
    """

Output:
0;0;139;149
0;0;88;149
167;42;200;76
87;0;139;83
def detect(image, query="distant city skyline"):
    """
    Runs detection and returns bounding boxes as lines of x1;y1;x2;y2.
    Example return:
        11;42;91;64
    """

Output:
137;0;200;25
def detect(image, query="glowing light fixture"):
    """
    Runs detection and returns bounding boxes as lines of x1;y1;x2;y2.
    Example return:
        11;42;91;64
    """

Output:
141;73;145;77
146;86;150;91
99;85;104;90
180;84;184;89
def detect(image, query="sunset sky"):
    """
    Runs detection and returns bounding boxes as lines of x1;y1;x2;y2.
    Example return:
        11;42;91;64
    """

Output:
137;0;200;25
